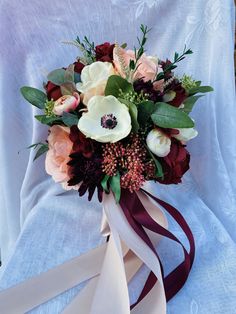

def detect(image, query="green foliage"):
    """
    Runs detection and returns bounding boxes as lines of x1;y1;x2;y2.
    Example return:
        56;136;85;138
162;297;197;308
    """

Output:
110;172;121;203
146;147;164;178
105;75;134;97
137;101;157;125
75;36;96;64
62;112;79;127
35;115;62;125
101;175;110;193
28;142;49;161
60;82;77;95
119;98;139;132
47;69;66;85
182;95;203;114
151;102;194;128
156;45;193;81
20;87;47;109
188;86;214;96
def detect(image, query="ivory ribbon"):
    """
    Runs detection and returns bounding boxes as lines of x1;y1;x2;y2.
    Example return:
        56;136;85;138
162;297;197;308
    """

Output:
0;190;182;314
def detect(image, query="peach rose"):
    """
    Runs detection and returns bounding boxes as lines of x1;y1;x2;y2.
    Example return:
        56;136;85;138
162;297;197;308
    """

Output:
113;47;161;82
45;125;76;190
53;93;80;116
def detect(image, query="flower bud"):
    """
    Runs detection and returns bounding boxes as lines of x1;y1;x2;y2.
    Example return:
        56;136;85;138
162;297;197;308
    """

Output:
146;129;171;157
53;93;80;116
173;128;198;142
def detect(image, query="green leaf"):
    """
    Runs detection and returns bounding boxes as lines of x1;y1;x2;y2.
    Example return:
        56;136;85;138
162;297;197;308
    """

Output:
62;112;79;127
74;72;81;83
119;98;139;132
34;144;49;161
60;82;77;95
188;86;214;95
105;75;133;97
35;115;62;125
110;173;121;203
146;146;163;178
137;101;157;125
21;86;47;109
47;69;66;85
65;64;75;82
182;95;203;114
121;43;127;49
151;102;194;128
101;175;110;193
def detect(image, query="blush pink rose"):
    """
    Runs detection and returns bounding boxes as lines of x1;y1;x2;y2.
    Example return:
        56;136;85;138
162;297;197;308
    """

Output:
45;125;76;190
53;93;80;116
113;48;160;82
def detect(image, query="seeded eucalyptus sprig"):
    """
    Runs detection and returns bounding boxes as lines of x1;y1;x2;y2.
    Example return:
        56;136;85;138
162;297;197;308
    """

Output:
156;45;193;81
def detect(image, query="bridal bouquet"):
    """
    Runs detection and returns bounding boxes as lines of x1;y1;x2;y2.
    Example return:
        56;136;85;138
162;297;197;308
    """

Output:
18;25;213;313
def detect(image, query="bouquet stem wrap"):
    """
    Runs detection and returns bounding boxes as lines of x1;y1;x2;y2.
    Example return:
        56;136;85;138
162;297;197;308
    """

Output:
0;190;195;314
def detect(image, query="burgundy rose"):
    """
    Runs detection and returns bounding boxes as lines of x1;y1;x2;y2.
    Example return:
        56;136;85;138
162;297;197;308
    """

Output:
45;81;62;101
95;42;115;62
157;139;190;184
74;61;85;74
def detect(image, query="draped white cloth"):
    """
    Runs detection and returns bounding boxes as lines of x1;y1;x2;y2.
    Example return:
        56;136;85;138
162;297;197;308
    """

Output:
0;0;235;313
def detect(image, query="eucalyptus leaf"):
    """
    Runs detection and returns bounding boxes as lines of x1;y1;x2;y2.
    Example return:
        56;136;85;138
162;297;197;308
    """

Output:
60;82;77;95
62;112;79;127
182;95;203;114
74;72;81;83
110;172;121;203
34;144;49;161
47;69;66;85
105;75;133;98
137;100;157;125
20;86;47;109
188;85;213;95
101;175;110;193
35;115;62;125
151;102;194;128
65;64;75;82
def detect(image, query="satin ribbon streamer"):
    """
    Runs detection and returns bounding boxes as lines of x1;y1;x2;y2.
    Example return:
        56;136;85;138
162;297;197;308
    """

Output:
0;189;195;314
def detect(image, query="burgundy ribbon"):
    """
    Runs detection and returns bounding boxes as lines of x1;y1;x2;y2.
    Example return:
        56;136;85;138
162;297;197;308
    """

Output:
119;188;195;308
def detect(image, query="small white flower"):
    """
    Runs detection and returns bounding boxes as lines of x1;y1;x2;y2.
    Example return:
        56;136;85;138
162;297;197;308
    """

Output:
146;129;171;157
76;61;115;105
78;95;132;143
173;127;198;142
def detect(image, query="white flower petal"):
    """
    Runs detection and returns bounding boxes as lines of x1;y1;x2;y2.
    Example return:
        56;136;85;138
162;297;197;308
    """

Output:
146;129;171;157
173;128;198;142
78;95;131;143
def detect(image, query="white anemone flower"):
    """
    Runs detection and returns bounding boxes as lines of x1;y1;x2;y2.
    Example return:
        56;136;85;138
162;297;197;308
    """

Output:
76;61;115;105
146;129;171;157
173;127;198;142
78;95;132;143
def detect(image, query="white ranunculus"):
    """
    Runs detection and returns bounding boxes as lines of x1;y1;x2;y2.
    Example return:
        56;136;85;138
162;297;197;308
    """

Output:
77;95;132;143
76;61;115;105
173;127;198;142
146;129;171;157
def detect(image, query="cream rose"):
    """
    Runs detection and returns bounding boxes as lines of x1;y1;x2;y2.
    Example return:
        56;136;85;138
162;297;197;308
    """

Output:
45;125;76;190
78;95;132;143
146;129;171;157
53;93;80;116
76;61;115;105
113;47;161;82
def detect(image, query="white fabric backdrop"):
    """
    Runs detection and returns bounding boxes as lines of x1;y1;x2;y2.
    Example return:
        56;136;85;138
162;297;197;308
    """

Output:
0;0;236;313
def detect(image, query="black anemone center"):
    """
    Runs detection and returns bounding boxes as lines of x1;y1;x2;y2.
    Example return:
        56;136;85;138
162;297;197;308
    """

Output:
101;114;118;129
